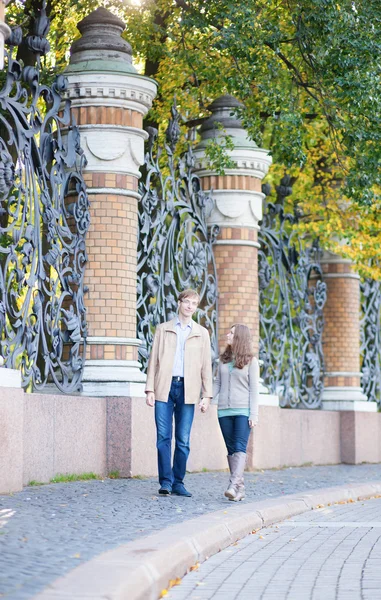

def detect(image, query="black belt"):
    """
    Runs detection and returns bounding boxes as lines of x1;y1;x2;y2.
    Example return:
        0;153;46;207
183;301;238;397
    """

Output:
172;376;184;382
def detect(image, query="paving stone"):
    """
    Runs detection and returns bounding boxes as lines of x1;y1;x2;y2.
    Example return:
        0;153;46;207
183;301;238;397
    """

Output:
2;463;381;599
168;492;381;600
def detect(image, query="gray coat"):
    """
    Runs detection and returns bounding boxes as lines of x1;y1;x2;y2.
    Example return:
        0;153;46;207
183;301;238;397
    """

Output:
213;358;259;422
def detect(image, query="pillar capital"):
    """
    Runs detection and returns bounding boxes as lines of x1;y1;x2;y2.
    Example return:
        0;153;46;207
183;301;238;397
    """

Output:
64;7;157;180
194;95;272;179
194;95;271;232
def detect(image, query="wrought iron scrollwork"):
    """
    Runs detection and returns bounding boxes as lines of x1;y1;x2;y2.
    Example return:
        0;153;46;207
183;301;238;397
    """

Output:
0;5;89;392
258;176;326;408
137;103;219;371
360;278;381;406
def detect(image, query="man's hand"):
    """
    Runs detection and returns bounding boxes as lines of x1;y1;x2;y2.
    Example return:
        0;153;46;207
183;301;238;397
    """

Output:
146;392;155;407
199;397;211;413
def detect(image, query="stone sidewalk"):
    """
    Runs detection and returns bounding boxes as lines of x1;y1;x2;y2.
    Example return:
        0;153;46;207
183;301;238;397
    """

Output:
1;464;381;599
168;495;381;600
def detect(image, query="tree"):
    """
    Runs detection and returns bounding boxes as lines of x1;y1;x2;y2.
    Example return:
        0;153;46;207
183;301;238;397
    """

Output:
5;0;381;276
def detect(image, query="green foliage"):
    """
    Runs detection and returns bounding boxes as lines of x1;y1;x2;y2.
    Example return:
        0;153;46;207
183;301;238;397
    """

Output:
6;0;381;274
108;470;120;479
204;132;236;175
49;472;100;483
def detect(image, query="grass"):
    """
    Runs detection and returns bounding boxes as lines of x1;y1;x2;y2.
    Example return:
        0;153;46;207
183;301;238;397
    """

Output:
49;472;100;484
108;470;120;479
28;480;45;487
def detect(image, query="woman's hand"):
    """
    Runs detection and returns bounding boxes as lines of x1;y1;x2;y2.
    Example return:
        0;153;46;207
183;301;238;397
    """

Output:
249;419;258;429
199;397;211;413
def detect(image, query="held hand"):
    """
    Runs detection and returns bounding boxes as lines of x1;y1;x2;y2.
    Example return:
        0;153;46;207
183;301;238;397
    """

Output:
146;392;155;407
249;419;258;429
199;397;211;413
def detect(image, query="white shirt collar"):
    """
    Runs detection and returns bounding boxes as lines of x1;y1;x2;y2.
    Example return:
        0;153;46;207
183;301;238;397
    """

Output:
176;316;192;330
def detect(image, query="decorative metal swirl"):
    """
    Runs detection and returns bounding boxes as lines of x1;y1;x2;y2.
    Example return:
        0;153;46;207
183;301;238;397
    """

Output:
360;278;381;406
0;5;89;392
137;103;219;371
258;176;326;408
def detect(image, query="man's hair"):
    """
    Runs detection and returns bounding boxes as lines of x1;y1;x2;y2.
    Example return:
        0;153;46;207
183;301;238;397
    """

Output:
178;289;200;304
220;323;254;369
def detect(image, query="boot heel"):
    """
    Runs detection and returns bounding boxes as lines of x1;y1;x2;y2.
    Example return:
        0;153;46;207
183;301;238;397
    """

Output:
224;487;236;500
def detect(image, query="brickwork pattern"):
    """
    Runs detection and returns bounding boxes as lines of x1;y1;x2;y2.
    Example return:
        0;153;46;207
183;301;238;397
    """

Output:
71;106;142;128
75;104;142;357
214;227;259;355
85;344;137;361
83;172;138;191
322;263;361;378
201;174;262;192
324;375;360;388
84;192;138;339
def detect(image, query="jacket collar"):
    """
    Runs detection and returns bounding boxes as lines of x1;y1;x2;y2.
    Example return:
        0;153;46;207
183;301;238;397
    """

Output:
164;317;201;337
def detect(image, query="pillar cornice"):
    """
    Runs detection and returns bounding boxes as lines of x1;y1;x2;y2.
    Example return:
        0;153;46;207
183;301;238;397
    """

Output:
63;71;157;114
194;146;272;180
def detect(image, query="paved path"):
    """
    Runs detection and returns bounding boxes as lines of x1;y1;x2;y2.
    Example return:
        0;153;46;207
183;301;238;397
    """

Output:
1;464;381;599
168;496;381;600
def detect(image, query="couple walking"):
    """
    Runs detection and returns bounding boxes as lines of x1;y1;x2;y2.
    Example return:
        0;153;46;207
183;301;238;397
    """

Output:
145;288;259;500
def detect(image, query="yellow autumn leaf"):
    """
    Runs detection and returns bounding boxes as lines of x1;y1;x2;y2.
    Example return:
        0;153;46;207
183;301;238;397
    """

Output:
189;562;200;572
159;590;168;598
168;578;182;589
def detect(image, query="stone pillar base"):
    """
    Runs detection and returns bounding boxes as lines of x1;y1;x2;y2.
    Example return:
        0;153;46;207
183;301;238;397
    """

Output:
341;411;381;464
258;381;279;406
81;360;146;397
321;386;376;412
0;368;24;493
0;366;22;388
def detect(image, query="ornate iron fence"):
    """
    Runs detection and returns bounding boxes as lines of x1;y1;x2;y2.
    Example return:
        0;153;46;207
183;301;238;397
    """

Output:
137;104;219;371
0;7;89;392
360;278;381;406
258;176;327;408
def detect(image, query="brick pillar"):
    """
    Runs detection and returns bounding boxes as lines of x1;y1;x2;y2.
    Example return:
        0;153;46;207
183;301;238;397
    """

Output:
65;8;157;396
194;96;272;355
321;251;375;412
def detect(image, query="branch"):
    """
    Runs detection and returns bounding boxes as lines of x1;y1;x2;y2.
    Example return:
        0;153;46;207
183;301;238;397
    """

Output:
264;41;320;104
174;0;192;11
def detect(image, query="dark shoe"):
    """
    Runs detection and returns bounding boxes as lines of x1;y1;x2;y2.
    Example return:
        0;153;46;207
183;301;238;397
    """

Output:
172;485;192;497
158;485;172;495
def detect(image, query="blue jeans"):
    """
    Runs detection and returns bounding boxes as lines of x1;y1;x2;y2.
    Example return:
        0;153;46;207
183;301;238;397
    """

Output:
155;379;195;488
218;415;251;455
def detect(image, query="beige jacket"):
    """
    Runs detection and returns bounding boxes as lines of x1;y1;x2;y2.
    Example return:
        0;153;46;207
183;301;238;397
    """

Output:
145;318;213;404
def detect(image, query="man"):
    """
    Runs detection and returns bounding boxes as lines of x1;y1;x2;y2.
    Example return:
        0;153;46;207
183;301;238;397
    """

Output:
145;288;213;497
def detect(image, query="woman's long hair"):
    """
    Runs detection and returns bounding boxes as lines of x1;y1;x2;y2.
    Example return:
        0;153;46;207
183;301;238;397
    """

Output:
220;324;254;369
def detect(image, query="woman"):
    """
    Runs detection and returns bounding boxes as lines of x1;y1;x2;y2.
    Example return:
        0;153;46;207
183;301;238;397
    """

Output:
213;324;259;501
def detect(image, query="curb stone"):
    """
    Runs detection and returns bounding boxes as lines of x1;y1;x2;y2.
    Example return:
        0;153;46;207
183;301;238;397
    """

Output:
32;481;381;600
